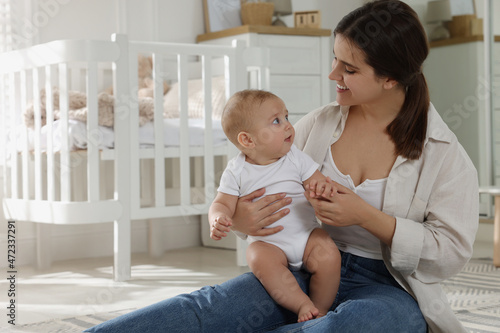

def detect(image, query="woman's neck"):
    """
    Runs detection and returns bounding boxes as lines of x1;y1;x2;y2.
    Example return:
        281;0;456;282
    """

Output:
354;88;406;126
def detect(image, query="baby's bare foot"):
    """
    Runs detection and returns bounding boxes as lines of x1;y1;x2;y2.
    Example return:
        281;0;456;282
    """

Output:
316;311;327;319
297;302;319;323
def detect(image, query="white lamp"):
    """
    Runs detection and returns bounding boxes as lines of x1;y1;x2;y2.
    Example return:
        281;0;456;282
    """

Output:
427;0;452;41
268;0;292;27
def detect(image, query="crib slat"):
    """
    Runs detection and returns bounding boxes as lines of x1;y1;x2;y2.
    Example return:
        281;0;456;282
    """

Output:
59;63;71;201
112;33;132;281
87;61;100;202
20;70;29;200
45;65;55;201
152;53;165;207
128;49;140;214
33;67;43;200
9;73;18;199
225;55;235;101
227;40;245;98
231;41;248;100
202;55;215;204
177;54;191;206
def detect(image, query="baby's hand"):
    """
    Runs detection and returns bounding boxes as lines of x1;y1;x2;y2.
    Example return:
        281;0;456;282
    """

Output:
307;177;336;199
210;215;233;240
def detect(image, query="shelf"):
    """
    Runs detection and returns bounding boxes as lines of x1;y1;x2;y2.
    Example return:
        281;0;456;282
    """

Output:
196;25;332;43
429;35;500;48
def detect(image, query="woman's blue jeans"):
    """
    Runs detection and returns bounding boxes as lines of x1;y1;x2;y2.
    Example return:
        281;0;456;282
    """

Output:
85;251;426;332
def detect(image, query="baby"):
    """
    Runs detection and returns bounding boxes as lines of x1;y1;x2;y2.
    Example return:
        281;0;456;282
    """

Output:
209;89;341;322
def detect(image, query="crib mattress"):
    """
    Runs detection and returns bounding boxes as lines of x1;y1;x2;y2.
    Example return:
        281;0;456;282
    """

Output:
9;118;227;152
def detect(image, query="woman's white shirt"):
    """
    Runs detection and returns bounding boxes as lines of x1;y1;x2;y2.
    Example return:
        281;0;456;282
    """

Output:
322;148;387;260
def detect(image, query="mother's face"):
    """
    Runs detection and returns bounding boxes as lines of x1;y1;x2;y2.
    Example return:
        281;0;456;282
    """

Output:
329;34;393;107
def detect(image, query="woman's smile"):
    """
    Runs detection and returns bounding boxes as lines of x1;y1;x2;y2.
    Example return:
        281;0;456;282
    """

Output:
336;84;350;92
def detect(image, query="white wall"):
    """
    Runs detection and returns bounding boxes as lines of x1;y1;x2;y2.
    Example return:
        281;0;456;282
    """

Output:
34;0;366;44
34;0;206;44
24;0;500;46
34;0;117;43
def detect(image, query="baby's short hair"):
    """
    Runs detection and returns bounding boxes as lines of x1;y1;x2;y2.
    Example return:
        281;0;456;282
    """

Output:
221;89;279;146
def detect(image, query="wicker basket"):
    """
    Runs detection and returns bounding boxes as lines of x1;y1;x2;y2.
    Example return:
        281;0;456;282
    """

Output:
241;2;274;26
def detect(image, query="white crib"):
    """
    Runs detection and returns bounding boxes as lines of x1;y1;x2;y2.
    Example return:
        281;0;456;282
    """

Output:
0;34;268;281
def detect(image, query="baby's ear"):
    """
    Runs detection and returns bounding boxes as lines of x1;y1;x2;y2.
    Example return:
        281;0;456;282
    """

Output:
237;131;254;149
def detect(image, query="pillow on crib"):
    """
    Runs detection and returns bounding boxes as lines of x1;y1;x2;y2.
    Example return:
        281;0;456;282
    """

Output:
163;76;226;119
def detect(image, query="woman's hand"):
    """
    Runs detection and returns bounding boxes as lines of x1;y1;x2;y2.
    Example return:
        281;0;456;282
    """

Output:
232;188;292;236
306;180;397;246
305;181;367;227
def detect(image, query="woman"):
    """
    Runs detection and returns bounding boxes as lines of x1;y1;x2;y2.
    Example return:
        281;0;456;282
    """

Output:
87;1;478;332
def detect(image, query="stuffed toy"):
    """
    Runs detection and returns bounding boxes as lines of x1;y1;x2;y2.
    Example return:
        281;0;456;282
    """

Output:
105;54;170;98
24;54;169;128
24;88;155;128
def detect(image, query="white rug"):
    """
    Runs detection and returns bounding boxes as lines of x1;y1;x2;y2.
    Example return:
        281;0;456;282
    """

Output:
6;258;500;333
441;258;500;333
2;308;134;333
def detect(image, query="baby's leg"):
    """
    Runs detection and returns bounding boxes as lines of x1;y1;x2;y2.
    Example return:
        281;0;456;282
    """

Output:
247;241;318;322
302;228;341;317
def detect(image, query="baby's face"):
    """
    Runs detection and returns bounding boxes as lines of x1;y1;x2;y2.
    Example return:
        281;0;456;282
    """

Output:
250;97;295;161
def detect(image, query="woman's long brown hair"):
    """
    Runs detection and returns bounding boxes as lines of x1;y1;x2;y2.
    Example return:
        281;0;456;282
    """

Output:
334;0;430;160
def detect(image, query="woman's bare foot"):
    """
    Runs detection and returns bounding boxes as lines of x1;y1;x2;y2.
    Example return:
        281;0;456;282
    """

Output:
297;301;320;322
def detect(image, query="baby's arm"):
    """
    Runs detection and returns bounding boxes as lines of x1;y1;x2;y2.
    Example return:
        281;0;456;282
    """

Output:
303;170;336;199
209;192;239;240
